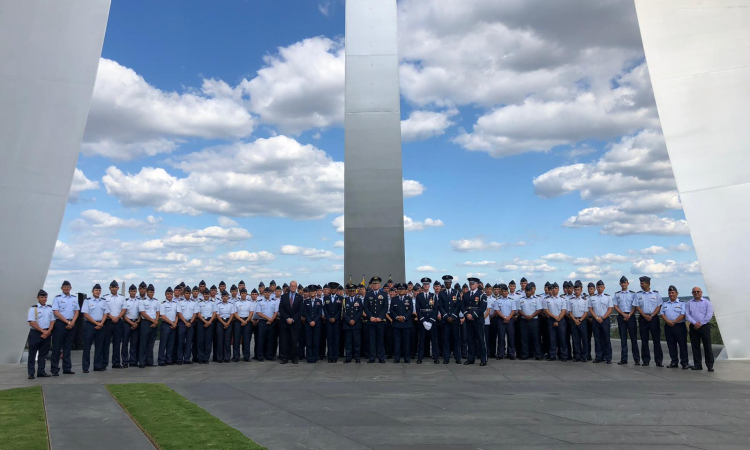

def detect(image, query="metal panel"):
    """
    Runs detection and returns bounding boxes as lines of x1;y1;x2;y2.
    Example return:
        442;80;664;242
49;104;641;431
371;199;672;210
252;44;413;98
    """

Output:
344;0;405;283
0;0;110;363
634;0;750;359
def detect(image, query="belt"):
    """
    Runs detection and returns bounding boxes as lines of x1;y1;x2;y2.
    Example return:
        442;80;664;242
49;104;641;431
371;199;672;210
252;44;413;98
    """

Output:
465;307;476;310
420;309;434;312
238;316;250;319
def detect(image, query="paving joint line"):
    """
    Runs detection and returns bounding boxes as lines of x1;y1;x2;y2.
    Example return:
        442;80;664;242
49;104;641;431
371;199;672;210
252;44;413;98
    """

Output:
41;386;52;450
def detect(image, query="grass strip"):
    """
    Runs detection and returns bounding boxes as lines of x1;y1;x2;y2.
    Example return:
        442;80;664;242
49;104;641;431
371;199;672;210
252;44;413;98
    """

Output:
0;386;49;450
106;383;265;450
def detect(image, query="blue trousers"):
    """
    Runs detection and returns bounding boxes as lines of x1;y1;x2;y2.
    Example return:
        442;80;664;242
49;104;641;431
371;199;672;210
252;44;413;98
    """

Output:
665;322;689;366
27;329;51;376
497;318;515;358
442;320;461;362
196;322;214;362
139;322;157;366
368;323;386;361
519;318;541;359
548;319;568;360
326;320;341;359
177;321;195;363
50;324;75;374
83;321;106;371
120;321;139;366
158;322;176;364
305;324;321;362
233;320;252;360
418;322;439;361
257;320;275;360
592;317;613;362
571;319;589;360
103;319;123;366
393;326;411;362
639;315;663;364
466;318;487;363
344;328;361;360
216;321;232;362
617;314;639;363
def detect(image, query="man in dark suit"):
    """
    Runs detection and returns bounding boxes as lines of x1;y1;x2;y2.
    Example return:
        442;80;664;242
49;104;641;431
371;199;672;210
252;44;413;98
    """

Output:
278;280;302;364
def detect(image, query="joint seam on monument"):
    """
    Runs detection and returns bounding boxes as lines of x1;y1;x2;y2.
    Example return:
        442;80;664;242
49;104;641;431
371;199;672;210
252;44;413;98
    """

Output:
651;63;750;83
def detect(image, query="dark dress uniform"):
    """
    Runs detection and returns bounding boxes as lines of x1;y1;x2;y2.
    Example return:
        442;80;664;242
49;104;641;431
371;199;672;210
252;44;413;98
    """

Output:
323;292;342;362
416;291;440;363
438;287;462;363
342;289;363;362
389;292;413;363
462;287;488;365
303;296;323;363
364;287;388;363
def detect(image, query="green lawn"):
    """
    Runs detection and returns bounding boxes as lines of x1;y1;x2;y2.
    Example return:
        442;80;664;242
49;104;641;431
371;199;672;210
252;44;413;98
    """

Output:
0;386;49;450
106;383;265;450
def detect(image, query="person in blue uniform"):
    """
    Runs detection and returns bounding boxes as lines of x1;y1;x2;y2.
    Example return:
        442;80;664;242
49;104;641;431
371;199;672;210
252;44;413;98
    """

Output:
158;287;178;366
196;289;216;364
389;283;413;363
567;283;589;362
323;282;343;363
545;282;568;362
233;288;254;362
215;290;236;363
518;282;542;360
635;276;663;367
438;275;462;364
589;280;613;364
81;284;110;373
103;280;126;369
364;276;388;363
50;280;78;376
462;278;488;366
494;284;517;360
303;286;323;363
176;286;197;365
415;278;440;364
26;290;55;379
661;285;690;369
137;284;159;368
342;283;363;363
613;276;640;365
121;284;141;368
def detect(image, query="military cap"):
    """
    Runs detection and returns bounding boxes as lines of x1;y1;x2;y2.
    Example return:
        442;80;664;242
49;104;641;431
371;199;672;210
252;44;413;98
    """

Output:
283;283;289;289
38;289;47;297
61;280;71;287
110;280;119;288
129;284;137;291
93;284;102;290
442;275;453;281
551;282;559;289
619;276;628;284
563;281;570;288
414;283;421;289
596;280;604;287
499;283;508;290
230;284;237;291
544;281;551;288
219;280;227;286
179;282;186;288
240;288;247;294
588;282;595;288
165;287;173;293
369;276;382;284
269;280;277;286
509;280;516;285
467;277;480;284
462;283;468;289
263;287;271;293
192;285;199;291
420;277;431;284
251;288;259;294
668;285;677;292
346;283;357;290
147;284;155;291
258;281;264;287
138;281;147;288
275;286;282;291
407;281;414;286
210;284;217;290
389;286;397;292
358;280;365;287
238;280;245;285
485;282;493;288
574;280;583;289
221;290;229;296
433;280;441;287
520;277;527;283
639;276;651;283
387;277;394;284
525;282;536;291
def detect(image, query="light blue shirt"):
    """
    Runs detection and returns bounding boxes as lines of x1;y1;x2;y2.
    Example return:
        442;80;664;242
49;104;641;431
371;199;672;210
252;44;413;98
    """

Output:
661;300;686;323
51;293;79;320
484;296;496;325
613;290;638;314
494;296;517;317
178;299;196;320
28;303;55;329
235;299;254;319
122;296;141;321
159;300;178;322
589;293;613;318
216;302;236;320
139;297;160;320
103;293;126;319
518;296;541;318
637;290;662;315
197;300;216;319
568;296;589;318
545;296;567;317
81;297;110;322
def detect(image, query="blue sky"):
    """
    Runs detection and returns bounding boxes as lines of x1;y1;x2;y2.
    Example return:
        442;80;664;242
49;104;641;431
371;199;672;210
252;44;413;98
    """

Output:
50;0;704;295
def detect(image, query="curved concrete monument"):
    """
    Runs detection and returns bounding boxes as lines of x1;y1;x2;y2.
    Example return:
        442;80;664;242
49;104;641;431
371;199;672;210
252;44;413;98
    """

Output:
635;0;750;358
344;0;406;283
0;0;110;363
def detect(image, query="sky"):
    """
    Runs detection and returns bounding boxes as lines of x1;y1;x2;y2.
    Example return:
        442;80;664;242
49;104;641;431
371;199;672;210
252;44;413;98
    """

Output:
49;0;705;296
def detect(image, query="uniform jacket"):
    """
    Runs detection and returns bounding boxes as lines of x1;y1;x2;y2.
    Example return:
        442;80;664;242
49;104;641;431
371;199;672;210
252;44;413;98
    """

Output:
323;294;343;322
364;289;388;322
343;296;363;330
389;296;414;329
279;291;303;326
461;290;487;322
302;296;323;326
415;292;439;323
438;288;462;323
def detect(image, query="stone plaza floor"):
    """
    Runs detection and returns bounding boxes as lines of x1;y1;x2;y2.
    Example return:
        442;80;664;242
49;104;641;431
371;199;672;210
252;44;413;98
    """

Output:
3;351;750;450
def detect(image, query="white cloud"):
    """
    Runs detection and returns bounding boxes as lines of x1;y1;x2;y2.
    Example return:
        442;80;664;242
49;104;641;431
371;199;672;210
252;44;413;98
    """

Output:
402;179;425;198
450;238;524;252
459;261;496;267
404;216;444;232
218;216;239;227
83;58;256;160
53;240;75;261
333;240;344;248
638;246;669;255
74;209;143;229
417;265;445;273
240;37;345;134
280;245;342;260
318;1;331;16
497;260;557;273
332;215;345;233
671;243;693;252
401;109;457;142
540;253;572;262
224;251;276;263
630;259;701;278
68;168;100;203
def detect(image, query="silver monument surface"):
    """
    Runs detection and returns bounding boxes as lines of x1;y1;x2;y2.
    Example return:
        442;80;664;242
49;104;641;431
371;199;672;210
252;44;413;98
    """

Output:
344;0;406;282
635;0;750;358
0;0;110;363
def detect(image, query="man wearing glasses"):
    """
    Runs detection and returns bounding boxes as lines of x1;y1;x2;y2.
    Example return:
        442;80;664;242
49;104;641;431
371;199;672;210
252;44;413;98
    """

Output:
685;287;715;372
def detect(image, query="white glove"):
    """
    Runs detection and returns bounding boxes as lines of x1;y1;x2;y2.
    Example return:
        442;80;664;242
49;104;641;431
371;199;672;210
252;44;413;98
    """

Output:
423;321;432;331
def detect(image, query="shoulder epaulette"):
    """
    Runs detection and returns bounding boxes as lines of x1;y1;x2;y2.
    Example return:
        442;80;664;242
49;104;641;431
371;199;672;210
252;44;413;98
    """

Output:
653;290;659;293
55;294;62;297
604;293;610;296
637;290;644;293
629;290;635;293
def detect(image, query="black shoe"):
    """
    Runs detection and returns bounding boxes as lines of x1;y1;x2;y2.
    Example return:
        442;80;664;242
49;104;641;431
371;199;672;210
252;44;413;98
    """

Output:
344;359;351;363
404;360;410;363
184;361;193;365
28;375;35;379
592;359;602;364
479;362;487;366
292;359;298;364
606;360;612;364
642;362;650;366
139;365;145;369
393;360;400;363
355;359;361;363
535;357;542;361
618;361;627;365
83;370;89;373
495;356;502;360
656;363;664;367
368;360;375;364
510;357;516;360
63;371;75;375
280;360;287;364
708;367;714;372
634;361;641;366
52;373;59;377
682;365;689;370
573;358;579;362
417;360;422;364
691;366;703;371
667;363;678;368
243;358;250;362
379;359;385;363
93;368;104;372
463;360;474;365
112;365;123;369
547;358;557;362
433;359;440;364
258;359;264;362
443;360;449;364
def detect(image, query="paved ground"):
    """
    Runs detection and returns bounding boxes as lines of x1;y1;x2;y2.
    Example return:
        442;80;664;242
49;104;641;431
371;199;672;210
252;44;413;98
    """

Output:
4;349;750;449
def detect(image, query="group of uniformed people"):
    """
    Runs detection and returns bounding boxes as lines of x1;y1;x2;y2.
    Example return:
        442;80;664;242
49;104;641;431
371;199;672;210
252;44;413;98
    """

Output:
26;274;716;379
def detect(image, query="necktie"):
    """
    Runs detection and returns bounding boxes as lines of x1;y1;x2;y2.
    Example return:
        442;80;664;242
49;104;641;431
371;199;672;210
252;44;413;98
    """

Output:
290;293;294;308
